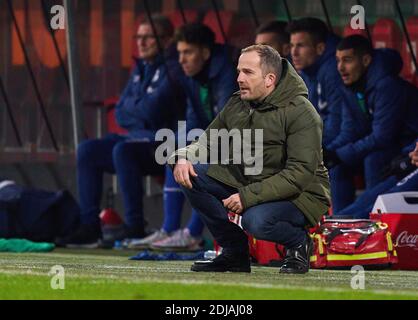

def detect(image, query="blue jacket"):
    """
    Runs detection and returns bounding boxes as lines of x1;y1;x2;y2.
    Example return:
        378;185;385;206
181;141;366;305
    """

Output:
181;44;238;132
402;138;418;154
329;49;418;164
300;34;344;147
115;45;186;141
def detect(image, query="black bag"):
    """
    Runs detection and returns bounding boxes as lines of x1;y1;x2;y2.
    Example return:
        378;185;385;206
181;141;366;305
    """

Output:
0;182;80;242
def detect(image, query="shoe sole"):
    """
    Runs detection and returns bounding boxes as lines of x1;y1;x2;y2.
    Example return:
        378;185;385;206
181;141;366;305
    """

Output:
191;265;251;273
279;268;309;274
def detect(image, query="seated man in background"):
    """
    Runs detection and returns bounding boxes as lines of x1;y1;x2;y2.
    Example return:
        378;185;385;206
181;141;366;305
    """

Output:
171;45;330;274
129;23;238;251
287;17;343;148
325;35;418;212
255;20;290;58
337;139;418;218
59;15;186;248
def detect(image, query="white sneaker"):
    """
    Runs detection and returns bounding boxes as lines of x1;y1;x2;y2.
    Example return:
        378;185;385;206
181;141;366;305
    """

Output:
150;228;203;252
127;229;170;249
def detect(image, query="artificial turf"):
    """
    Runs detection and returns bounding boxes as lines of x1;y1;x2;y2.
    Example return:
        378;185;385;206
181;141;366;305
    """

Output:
0;248;417;300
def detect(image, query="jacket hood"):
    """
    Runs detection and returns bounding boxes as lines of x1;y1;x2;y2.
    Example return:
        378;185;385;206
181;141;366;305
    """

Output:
302;33;341;77
208;44;234;80
366;48;403;90
264;58;309;108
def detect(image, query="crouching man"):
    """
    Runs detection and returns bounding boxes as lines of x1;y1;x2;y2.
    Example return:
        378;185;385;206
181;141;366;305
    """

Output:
169;45;330;274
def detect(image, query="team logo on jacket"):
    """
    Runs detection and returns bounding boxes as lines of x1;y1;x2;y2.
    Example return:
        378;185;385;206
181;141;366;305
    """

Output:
152;69;160;83
317;83;328;110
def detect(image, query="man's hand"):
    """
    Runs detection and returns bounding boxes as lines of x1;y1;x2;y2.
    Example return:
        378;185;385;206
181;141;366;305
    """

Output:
409;141;418;167
222;193;244;215
173;159;198;189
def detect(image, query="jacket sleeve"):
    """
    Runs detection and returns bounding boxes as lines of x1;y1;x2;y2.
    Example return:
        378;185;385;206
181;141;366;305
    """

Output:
168;104;229;166
215;65;238;113
336;78;404;164
402;138;418;154
321;68;343;147
116;63;184;134
238;101;323;209
326;100;362;150
115;67;138;128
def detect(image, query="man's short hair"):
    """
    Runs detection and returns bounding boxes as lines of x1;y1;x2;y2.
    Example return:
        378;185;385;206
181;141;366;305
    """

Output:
256;20;290;45
174;23;216;49
286;17;329;45
241;44;282;83
142;14;174;38
337;35;373;57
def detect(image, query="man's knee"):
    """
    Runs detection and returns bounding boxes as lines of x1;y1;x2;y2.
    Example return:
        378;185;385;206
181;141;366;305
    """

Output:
77;139;100;164
241;213;271;240
112;141;135;166
189;163;210;188
192;163;209;177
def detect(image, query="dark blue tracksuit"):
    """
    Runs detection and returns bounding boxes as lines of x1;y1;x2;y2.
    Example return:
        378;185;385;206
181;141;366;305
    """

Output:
299;34;344;147
327;48;418;212
77;47;185;233
337;139;418;218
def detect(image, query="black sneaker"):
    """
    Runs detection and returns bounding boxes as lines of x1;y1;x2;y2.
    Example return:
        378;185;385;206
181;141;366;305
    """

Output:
279;236;312;274
57;224;102;249
191;249;251;273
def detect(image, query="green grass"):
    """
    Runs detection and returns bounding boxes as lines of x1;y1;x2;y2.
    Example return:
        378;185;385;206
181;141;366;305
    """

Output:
0;248;417;300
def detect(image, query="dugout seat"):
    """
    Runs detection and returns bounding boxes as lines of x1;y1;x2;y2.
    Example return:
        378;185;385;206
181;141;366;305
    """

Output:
167;9;198;28
372;18;402;51
343;23;371;38
203;10;235;44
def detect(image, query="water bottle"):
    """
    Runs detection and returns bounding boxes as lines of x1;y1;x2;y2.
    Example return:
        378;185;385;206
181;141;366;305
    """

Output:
113;240;123;250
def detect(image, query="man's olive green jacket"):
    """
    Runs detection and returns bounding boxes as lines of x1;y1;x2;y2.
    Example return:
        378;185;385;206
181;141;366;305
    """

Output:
170;59;330;226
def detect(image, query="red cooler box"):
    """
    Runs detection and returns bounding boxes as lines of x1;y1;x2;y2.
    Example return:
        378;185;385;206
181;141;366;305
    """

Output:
370;192;418;270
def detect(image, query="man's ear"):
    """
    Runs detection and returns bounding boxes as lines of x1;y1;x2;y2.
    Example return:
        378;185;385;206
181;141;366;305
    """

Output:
265;73;276;88
316;42;326;56
362;54;372;68
202;47;211;61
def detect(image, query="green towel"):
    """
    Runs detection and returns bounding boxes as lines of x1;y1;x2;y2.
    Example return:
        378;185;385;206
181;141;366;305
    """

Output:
0;238;55;252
